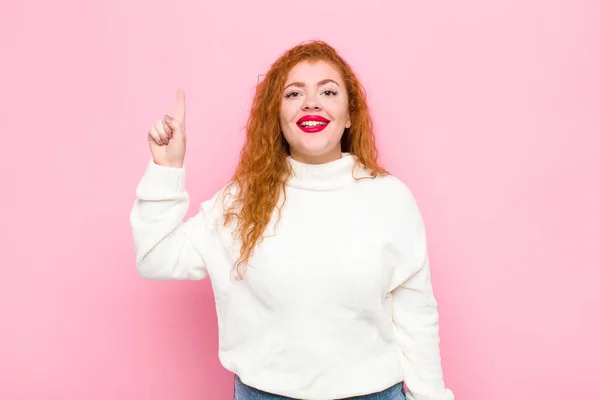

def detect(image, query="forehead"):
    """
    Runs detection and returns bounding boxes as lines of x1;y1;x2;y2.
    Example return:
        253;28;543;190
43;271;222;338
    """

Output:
285;60;344;84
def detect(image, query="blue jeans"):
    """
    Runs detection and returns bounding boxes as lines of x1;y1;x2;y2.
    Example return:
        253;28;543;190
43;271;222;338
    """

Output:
233;375;406;400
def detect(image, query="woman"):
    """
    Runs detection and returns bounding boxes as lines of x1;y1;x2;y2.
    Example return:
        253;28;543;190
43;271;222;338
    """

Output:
130;40;454;400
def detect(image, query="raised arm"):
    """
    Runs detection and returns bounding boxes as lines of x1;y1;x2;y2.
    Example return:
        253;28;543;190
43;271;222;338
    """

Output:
129;89;209;280
130;160;209;280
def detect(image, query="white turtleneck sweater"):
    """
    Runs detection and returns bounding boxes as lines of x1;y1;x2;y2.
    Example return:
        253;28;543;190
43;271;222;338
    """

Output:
130;153;454;400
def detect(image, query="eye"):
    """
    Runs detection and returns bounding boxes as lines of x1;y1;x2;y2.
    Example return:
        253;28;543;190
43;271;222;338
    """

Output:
323;90;338;96
284;91;301;99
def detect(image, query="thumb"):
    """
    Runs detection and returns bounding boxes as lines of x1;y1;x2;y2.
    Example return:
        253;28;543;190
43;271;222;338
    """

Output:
164;114;184;136
171;88;186;124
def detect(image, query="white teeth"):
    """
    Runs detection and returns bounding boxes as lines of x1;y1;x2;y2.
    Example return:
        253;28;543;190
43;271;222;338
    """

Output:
300;121;327;127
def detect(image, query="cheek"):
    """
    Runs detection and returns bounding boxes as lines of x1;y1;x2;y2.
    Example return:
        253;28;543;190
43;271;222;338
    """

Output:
279;107;296;140
326;98;349;119
279;103;297;124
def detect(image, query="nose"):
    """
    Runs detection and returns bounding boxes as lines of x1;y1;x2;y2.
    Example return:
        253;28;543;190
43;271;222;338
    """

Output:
301;95;322;111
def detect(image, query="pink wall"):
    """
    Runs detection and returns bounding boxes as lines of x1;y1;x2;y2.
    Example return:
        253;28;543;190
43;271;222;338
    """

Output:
2;1;599;399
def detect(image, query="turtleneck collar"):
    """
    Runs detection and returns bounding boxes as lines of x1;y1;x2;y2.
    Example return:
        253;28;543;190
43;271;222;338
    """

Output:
285;152;371;191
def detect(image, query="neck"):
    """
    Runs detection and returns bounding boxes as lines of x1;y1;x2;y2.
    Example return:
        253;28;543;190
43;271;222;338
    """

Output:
286;152;371;191
288;148;342;165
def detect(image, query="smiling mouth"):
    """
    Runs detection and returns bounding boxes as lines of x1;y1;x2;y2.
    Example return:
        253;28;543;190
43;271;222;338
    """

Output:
296;115;330;133
298;121;328;127
297;121;329;133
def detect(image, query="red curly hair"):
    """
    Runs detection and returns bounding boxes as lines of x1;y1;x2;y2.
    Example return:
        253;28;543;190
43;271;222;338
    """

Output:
223;40;389;280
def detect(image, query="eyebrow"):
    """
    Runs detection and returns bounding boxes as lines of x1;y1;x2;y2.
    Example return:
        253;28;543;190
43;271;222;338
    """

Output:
283;79;340;91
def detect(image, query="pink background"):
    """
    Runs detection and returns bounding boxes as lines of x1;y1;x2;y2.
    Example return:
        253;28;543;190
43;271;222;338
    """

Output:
2;0;599;399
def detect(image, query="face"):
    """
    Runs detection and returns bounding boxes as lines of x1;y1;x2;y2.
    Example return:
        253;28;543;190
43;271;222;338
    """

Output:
279;60;352;164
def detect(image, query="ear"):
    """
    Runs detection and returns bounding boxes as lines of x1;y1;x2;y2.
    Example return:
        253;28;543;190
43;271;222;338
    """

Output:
345;114;352;129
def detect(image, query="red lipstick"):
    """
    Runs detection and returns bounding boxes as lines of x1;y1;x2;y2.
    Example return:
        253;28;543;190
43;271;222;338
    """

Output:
296;115;330;133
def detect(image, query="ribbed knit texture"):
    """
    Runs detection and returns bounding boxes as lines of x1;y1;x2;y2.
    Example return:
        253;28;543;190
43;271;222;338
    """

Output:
130;153;454;400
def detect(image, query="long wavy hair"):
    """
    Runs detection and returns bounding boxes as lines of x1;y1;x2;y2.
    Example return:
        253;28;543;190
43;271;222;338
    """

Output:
223;40;389;280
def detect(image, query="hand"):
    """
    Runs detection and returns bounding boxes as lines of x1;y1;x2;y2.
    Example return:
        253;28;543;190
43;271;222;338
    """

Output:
147;89;187;168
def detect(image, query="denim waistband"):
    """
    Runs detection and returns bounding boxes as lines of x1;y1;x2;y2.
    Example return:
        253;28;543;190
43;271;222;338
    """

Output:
233;374;406;400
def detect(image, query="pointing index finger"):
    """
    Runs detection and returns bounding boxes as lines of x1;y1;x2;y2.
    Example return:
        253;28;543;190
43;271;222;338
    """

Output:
172;88;186;123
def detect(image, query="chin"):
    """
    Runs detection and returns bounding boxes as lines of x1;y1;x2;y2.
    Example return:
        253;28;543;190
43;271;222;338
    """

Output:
294;141;333;155
285;128;343;162
290;143;342;163
299;136;340;152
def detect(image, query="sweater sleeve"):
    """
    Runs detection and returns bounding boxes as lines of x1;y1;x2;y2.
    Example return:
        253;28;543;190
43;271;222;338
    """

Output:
129;159;211;280
389;185;454;400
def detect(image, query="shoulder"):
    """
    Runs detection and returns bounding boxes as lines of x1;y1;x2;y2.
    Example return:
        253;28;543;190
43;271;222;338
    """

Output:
359;173;425;227
365;173;418;204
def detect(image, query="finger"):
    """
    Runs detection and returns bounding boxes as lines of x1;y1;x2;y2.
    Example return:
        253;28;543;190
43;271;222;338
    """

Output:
161;119;173;139
153;120;169;145
164;114;183;136
171;88;186;124
148;126;163;145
